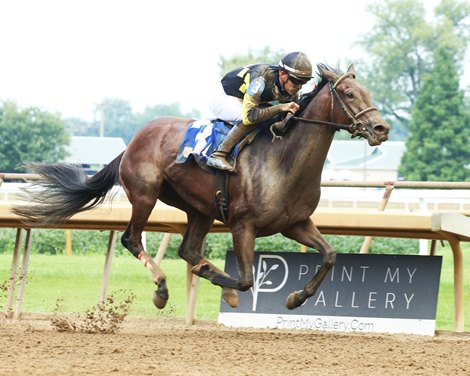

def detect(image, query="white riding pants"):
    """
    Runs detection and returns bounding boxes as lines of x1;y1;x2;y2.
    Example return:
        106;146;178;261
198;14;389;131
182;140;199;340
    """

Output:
209;85;243;123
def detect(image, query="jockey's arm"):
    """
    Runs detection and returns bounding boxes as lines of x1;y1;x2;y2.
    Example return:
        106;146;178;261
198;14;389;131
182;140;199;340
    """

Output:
242;77;298;125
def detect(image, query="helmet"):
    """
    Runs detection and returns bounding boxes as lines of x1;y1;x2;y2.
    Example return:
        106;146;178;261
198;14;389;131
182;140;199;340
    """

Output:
278;52;313;83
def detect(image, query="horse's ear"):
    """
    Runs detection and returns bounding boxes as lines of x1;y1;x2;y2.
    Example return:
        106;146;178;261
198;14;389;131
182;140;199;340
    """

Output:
347;64;356;78
320;66;337;82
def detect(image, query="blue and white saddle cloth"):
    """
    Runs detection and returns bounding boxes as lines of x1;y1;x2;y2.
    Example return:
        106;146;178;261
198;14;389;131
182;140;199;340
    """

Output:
176;120;238;169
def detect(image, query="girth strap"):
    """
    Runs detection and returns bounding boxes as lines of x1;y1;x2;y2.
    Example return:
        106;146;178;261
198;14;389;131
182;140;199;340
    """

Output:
212;126;263;224
214;171;230;224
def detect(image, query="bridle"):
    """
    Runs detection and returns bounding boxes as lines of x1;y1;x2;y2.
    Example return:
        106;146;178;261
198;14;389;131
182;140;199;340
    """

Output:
292;72;378;137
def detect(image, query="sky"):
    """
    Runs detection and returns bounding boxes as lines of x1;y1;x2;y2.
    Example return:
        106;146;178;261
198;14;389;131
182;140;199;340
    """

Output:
0;0;462;122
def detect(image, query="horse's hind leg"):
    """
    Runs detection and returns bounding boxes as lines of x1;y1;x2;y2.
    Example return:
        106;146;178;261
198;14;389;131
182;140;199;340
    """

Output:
281;218;336;309
121;191;168;309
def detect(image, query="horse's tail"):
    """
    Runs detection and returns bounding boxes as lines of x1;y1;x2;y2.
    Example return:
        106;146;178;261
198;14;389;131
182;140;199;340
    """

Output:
12;152;124;226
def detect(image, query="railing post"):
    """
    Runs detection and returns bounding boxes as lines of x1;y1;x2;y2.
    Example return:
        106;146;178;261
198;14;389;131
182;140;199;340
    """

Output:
360;182;395;254
419;197;429;255
99;230;117;303
5;229;23;318
13;229;33;320
65;230;72;256
154;233;172;266
186;237;206;325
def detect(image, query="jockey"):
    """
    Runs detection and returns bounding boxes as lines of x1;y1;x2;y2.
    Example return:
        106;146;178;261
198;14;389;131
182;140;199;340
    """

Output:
207;51;313;172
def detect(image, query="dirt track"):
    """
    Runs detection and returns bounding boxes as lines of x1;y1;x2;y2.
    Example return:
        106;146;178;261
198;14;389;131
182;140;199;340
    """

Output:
1;317;470;375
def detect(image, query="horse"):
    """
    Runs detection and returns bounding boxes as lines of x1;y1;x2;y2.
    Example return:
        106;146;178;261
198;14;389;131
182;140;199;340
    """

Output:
12;63;390;311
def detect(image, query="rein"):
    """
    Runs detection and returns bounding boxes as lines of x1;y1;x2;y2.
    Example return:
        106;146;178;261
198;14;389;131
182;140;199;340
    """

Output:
290;117;353;131
293;72;377;136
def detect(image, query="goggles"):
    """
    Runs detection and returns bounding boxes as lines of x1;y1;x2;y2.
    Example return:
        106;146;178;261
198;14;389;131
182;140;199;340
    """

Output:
288;75;309;86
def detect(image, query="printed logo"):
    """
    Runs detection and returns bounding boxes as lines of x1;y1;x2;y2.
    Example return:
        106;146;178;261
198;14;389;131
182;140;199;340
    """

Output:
250;255;288;311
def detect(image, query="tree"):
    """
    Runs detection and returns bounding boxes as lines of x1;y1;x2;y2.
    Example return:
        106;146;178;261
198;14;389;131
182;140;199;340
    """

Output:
64;116;99;137
357;0;469;139
399;19;470;181
436;0;470;45
60;47;285;144
135;103;200;126
91;99;202;144
94;98;137;140
357;0;434;137
0;101;69;172
63;99;201;143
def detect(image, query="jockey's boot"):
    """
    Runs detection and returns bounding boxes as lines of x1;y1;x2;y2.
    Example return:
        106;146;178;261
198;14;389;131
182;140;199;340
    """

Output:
206;123;253;172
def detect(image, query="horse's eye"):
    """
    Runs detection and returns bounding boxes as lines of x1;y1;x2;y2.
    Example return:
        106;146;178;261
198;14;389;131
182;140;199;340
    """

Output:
345;91;354;99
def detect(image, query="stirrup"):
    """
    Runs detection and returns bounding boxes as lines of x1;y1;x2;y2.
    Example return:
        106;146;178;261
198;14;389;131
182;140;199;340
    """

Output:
206;155;235;172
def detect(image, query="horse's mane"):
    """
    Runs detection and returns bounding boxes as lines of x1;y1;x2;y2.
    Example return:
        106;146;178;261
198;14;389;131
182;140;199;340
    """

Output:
297;63;343;114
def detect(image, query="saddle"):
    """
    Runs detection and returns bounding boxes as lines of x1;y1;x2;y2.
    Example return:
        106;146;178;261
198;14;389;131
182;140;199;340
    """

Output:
176;115;295;223
176;119;264;172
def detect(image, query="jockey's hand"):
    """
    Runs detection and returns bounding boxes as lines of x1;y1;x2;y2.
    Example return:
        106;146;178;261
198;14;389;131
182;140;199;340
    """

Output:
279;102;299;114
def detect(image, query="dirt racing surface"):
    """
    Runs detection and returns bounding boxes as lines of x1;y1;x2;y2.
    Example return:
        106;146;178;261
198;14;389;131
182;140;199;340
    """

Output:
1;317;469;376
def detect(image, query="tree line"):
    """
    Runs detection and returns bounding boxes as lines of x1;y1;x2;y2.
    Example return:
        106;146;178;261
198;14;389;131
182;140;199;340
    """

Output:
1;0;469;181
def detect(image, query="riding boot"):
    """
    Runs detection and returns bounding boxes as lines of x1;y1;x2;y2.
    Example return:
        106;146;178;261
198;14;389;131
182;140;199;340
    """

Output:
206;123;253;172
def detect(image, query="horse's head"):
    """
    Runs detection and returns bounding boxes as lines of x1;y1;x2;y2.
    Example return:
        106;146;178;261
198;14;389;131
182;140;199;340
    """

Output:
319;64;390;146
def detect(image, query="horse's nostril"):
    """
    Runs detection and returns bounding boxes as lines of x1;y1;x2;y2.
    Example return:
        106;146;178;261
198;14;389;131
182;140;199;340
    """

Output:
374;124;390;134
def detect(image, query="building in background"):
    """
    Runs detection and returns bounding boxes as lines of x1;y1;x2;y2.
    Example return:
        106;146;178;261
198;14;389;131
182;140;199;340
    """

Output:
323;140;405;181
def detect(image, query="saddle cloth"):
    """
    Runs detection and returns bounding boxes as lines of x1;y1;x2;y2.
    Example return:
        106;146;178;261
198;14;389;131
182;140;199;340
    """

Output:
176;120;238;171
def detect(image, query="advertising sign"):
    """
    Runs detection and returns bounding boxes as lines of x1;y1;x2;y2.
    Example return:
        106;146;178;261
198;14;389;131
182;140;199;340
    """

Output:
218;252;442;336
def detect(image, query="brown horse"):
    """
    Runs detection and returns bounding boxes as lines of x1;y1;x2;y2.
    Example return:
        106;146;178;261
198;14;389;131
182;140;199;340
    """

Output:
13;64;390;311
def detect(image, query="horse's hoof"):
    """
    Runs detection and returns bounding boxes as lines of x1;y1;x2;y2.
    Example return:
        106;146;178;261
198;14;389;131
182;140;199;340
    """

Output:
152;280;169;309
286;291;301;310
153;290;168;309
222;287;238;308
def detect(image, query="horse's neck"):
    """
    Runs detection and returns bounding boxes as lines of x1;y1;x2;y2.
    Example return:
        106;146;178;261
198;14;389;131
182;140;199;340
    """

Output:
281;93;336;185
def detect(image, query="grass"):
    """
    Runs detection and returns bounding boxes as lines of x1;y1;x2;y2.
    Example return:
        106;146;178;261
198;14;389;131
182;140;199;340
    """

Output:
0;253;223;320
0;244;469;331
434;243;470;330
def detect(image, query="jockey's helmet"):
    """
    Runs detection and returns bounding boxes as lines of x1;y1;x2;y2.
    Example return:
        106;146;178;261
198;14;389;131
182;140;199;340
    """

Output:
279;52;313;84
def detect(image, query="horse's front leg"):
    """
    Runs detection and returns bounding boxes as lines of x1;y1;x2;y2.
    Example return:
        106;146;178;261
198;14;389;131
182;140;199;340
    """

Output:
178;212;240;307
281;218;336;309
196;222;256;291
189;220;256;305
193;222;256;295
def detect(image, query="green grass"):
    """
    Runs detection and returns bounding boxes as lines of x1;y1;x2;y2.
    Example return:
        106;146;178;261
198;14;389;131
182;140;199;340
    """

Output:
0;245;469;331
0;253;223;320
434;244;470;330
